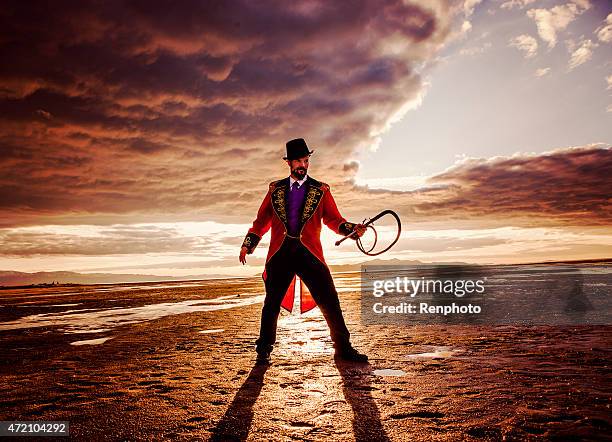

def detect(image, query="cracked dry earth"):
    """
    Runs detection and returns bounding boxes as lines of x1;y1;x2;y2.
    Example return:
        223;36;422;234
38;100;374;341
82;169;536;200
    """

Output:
0;274;610;441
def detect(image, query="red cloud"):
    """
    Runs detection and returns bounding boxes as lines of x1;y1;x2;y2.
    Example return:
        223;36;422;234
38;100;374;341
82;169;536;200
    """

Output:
421;144;612;225
0;0;453;227
348;145;612;227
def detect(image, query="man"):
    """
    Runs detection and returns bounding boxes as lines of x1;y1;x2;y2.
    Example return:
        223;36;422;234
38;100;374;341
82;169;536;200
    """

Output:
239;138;368;365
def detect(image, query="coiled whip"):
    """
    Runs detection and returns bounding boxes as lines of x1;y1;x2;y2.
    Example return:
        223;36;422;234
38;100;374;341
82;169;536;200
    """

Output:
334;209;401;256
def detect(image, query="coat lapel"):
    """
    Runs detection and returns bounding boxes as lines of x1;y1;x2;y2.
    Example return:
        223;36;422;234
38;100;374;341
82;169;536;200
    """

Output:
270;177;290;229
300;177;325;227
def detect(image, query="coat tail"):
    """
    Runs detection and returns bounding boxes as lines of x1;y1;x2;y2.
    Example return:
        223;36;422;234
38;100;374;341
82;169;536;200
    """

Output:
278;275;317;314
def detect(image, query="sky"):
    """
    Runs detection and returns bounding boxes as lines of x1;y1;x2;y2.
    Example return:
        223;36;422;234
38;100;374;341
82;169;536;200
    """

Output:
0;0;610;279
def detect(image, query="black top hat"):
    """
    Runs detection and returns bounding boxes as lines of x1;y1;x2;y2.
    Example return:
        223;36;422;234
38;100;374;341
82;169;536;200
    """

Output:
283;138;314;160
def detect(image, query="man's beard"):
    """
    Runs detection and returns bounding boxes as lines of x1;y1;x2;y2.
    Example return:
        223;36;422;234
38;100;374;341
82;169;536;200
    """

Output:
292;167;307;179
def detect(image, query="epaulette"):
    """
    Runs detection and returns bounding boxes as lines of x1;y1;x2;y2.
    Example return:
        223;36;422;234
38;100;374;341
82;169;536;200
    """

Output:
306;177;329;191
269;179;285;190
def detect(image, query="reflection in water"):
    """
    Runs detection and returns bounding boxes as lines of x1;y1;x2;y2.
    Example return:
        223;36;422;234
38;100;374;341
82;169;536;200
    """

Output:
335;360;391;442
373;368;406;376
404;346;462;359
210;364;269;442
0;295;264;333
561;269;593;320
70;337;112;346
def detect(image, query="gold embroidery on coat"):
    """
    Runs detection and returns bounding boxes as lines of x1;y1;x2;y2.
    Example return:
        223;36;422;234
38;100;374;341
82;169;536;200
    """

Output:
271;187;287;224
301;187;323;225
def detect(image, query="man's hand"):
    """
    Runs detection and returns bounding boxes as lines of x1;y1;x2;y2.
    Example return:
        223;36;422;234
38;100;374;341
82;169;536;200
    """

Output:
239;246;248;265
351;223;366;239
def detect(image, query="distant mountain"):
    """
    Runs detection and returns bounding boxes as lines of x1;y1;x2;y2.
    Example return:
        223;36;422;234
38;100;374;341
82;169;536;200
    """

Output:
0;259;464;287
0;270;242;287
3;257;607;288
330;258;470;273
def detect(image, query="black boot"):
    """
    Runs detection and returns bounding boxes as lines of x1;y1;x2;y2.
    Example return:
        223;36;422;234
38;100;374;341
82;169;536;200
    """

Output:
334;345;368;363
255;344;272;365
255;351;271;365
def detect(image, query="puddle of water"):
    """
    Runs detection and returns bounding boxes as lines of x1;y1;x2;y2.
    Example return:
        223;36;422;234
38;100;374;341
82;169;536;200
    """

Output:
279;314;331;354
404;346;461;359
70;337;112;346
64;328;111;334
0;294;264;333
336;287;360;293
373;368;406;377
198;329;224;334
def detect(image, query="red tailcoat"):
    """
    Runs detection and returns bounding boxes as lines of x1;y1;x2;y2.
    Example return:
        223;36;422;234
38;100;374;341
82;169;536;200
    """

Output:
242;176;356;313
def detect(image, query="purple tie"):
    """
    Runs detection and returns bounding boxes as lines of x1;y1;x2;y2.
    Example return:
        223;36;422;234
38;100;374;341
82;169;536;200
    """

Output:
292;181;300;191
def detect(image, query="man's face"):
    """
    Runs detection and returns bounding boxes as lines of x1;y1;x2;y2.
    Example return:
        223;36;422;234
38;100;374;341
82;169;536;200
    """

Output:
287;156;310;180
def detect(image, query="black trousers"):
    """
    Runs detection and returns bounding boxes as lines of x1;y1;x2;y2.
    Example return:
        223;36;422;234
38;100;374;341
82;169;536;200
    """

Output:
256;237;351;353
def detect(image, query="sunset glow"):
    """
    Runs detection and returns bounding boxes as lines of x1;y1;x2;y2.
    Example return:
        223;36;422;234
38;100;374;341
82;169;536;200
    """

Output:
0;0;610;282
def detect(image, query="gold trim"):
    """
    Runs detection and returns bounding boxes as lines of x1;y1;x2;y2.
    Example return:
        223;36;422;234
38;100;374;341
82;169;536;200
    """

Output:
297;185;325;239
242;232;262;253
300;186;323;226
271;186;288;226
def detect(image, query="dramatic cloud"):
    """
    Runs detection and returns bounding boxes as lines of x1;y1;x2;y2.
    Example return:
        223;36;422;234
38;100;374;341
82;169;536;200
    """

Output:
463;0;483;17
348;144;612;228
454;0;482;41
2;144;609;261
343;160;360;174
0;224;217;256
526;1;590;48
412;144;612;226
1;1;610;270
595;13;612;43
500;0;536;10
567;38;597;70
0;0;456;228
509;34;539;58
